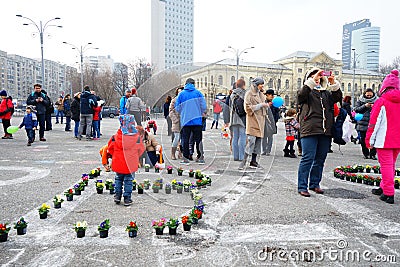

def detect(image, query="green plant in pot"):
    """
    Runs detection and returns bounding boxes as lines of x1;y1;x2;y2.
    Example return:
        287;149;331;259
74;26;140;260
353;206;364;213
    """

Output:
53;195;64;209
0;223;11;242
126;221;138;238
166;218;179;235
98;219;111;238
74;221;88;238
14;217;28;235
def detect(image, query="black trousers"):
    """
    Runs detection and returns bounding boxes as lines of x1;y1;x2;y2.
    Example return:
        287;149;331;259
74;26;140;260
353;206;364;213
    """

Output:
359;131;376;157
37;114;46;138
181;125;202;159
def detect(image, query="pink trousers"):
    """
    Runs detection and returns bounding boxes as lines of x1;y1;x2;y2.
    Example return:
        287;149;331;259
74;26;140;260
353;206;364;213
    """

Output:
377;148;400;196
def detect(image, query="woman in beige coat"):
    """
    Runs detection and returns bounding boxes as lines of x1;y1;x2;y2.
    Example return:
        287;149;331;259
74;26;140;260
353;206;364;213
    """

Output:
238;77;268;170
169;86;183;159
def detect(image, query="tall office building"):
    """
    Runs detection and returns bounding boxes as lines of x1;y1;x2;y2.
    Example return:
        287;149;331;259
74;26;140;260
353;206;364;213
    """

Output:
342;19;371;70
151;0;194;72
351;27;380;71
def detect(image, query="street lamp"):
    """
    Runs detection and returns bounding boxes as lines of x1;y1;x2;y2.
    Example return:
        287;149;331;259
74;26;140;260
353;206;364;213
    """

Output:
351;49;376;107
62;42;99;91
16;15;62;88
222;46;255;82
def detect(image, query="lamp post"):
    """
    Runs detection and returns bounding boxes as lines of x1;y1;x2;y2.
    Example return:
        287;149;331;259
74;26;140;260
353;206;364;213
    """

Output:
16;15;62;88
62;42;99;91
351;49;376;107
222;46;255;81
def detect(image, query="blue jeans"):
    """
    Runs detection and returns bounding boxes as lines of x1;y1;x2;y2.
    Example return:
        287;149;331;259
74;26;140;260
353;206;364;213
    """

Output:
231;125;246;161
115;172;134;197
298;135;331;192
74;120;80;137
56;110;64;123
26;129;35;143
65;116;71;131
92;120;100;138
172;132;181;148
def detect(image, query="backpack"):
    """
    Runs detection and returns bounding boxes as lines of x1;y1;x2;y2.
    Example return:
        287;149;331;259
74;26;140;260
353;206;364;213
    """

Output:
333;108;352;145
232;94;246;117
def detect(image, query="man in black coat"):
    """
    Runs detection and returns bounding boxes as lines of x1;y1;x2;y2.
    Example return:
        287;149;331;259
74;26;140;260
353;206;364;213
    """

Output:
26;84;49;141
78;85;98;140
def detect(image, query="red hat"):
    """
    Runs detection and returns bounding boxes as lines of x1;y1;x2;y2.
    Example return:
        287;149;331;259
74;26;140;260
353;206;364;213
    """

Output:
131;88;137;95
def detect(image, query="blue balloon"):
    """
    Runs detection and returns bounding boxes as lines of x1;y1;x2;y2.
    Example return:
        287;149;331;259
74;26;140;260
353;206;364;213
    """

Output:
272;96;284;108
354;113;363;121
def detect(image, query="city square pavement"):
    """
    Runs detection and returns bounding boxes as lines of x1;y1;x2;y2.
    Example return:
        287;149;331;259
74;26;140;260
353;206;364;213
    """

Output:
0;116;399;267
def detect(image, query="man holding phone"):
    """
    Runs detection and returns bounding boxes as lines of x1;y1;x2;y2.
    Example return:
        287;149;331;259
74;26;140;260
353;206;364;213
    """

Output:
26;84;49;141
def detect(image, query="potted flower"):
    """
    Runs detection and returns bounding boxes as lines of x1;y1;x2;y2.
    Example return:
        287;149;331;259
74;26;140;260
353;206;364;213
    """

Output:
190;188;199;200
181;215;192;231
356;174;363;184
395;178;400;189
372;165;380;174
155;165;160;173
201;177;208;188
126;221;138;238
165;183;172;194
195;170;202;179
206;176;212;186
144;164;150;172
155;178;163;189
38;203;50;219
350;174;357;183
196;179;202;188
152;182;161;193
98;219;111;238
183;179;191;192
166;218;179;235
109;183;115;194
152;218;166;235
96;182;105;194
143;179;151;190
78;181;86;191
64;188;74;201
177;167;184;176
0;223;11;242
82;175;89;186
190;208;201;224
176;181;183;193
105;179;114;190
171;179;177;190
89;169;95;179
167;165;173;174
188;169;194;178
96;167;102;177
74;221;88;238
357;165;364;173
138;183;144;194
53;195;64;209
365;165;372;173
375;176;381;186
132;179;137;191
396;168;400;176
14;217;28;235
74;183;82;195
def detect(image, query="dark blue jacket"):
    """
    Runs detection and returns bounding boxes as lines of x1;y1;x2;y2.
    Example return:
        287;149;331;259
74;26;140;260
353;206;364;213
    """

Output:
80;91;98;115
26;91;49;115
19;113;38;130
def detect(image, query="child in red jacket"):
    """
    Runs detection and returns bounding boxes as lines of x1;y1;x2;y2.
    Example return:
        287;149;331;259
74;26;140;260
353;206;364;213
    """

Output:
108;114;145;206
92;104;102;140
0;90;14;139
145;118;157;135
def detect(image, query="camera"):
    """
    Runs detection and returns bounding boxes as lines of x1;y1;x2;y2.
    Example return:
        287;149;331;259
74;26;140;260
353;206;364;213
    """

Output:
322;71;332;76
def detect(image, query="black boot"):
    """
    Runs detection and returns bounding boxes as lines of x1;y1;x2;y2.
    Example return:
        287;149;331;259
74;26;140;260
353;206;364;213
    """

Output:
380;194;394;204
289;150;297;158
211;121;215;129
283;149;290;157
124;196;133;206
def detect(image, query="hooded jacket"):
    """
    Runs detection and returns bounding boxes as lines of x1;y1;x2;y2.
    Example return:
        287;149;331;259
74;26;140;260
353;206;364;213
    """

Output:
354;92;378;132
174;83;207;127
0;97;13;119
366;90;400;148
297;68;342;138
80;91;98;115
229;87;247;127
27;91;49;115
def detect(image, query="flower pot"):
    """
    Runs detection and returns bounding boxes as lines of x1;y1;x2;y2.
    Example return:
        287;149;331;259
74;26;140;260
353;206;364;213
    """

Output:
177;188;183;194
74;189;81;195
128;230;137;238
97;188;103;194
89;174;94;179
396;170;400;176
0;233;8;242
192;218;198;224
76;230;85;238
109;189;115;194
366;169;371;173
373;170;379;174
395;183;399;189
99;230;108;238
345;177;351;181
17;227;27;235
183;224;191;231
165;188;172;194
168;227;177;235
138;188;144;194
167;169;173;174
189;173;194;178
39;212;48;219
357;178;362;184
184;186;190;192
155;228;164;235
145;167;150;172
155;169;160;173
172;184;176;190
105;184;110;190
159;183;163;190
178;172;183;176
153;188;159;193
376;181;381;187
66;195;73;201
54;203;62;209
144;185;150;190
84;181;88;186
132;184;136;191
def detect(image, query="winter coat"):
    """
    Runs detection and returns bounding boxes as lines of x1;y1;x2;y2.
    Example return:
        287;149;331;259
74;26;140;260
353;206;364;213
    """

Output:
119;95;129;115
213;99;223;114
63;99;71;117
80;91;98;115
126;95;146;113
26;91;49;115
70;97;80;121
169;96;181;133
163;102;170;118
93;106;102;121
229;88;247;127
244;85;266;138
143;132;160;152
108;130;145;174
297;76;342;138
342;102;353;120
366;90;400;149
284;116;300;137
19;113;38;130
175;83;207;127
354;93;378;132
0;97;14;120
55;100;64;111
222;94;231;124
264;104;277;136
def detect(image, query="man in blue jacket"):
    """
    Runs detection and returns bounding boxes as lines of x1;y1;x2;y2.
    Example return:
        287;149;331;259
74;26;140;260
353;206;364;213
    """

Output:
119;89;131;115
175;78;207;164
78;85;98;140
26;84;49;141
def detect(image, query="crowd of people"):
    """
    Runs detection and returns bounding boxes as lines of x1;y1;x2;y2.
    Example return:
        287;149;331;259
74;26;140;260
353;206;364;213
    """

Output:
1;68;400;205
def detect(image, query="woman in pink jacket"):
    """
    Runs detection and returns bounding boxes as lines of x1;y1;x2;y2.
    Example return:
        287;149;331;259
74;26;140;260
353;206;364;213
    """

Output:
366;69;400;204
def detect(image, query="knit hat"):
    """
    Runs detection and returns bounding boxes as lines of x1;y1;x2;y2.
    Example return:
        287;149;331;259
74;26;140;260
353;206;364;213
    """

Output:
252;77;265;86
185;78;195;85
131;88;137;95
26;105;37;113
0;90;7;96
380;69;400;96
119;114;137;135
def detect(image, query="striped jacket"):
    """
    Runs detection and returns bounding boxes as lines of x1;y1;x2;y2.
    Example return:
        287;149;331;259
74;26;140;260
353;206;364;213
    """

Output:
284;116;300;137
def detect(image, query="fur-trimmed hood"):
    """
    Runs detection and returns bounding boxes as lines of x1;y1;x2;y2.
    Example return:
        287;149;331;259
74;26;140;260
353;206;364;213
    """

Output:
303;67;340;91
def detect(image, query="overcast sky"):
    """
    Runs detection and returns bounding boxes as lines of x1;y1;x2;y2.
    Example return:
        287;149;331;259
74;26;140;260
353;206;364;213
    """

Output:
2;0;398;68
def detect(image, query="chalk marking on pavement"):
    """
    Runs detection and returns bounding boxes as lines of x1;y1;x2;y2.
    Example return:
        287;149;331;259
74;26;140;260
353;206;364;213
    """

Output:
26;247;73;267
0;166;50;186
85;249;113;267
2;248;25;267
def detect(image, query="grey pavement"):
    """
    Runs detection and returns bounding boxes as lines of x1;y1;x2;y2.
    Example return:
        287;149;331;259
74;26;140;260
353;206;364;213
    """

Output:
0;116;399;266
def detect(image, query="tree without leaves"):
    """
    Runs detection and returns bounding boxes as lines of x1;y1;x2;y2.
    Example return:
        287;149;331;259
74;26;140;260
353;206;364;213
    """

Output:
379;56;400;75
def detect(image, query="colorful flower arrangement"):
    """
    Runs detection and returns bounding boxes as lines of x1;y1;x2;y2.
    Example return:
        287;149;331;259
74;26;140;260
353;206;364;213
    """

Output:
14;217;28;229
152;218;166;229
181;215;192;225
166;218;179;229
0;223;11;235
98;219;111;232
64;188;74;197
38;203;50;214
53;195;64;204
126;221;138;232
74;221;88;232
